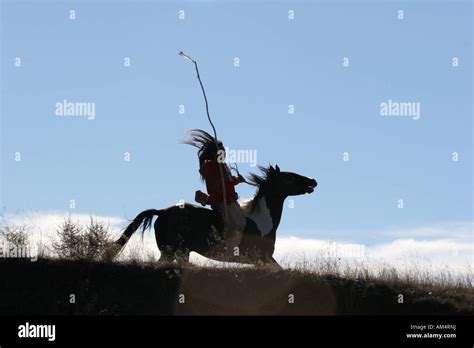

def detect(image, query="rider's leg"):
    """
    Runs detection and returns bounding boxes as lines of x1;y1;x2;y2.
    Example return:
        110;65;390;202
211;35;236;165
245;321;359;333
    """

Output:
218;201;246;256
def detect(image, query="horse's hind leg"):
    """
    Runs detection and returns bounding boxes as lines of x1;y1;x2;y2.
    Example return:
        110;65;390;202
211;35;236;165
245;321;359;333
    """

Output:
155;216;172;265
157;247;189;265
154;211;191;266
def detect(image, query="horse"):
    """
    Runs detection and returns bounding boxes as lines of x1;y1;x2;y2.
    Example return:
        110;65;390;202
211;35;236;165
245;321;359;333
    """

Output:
113;165;317;268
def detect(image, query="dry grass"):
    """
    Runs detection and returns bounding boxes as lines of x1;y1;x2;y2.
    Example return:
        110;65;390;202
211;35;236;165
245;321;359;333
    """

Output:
1;256;472;315
1;219;472;315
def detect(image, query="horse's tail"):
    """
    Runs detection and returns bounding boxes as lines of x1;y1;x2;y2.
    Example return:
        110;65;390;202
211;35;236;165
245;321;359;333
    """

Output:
107;209;162;260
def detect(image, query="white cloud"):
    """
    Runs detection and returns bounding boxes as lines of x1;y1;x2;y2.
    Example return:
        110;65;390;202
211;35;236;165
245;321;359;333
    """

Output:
368;238;472;260
381;222;473;241
1;211;127;251
275;235;473;278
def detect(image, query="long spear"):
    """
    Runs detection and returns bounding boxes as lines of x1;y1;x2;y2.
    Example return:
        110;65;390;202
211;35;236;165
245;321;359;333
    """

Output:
179;51;229;226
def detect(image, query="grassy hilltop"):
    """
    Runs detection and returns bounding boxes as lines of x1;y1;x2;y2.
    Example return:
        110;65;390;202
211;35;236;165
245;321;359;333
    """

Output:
1;218;472;315
0;258;472;315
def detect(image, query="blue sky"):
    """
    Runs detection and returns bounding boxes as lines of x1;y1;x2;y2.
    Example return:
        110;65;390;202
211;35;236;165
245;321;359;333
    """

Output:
1;0;472;247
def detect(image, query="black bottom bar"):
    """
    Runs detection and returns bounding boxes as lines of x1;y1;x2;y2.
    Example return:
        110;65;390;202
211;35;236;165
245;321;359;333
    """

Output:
0;315;472;346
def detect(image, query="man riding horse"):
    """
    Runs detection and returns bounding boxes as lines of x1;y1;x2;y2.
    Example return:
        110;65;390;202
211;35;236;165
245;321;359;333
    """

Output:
183;129;247;257
110;132;317;266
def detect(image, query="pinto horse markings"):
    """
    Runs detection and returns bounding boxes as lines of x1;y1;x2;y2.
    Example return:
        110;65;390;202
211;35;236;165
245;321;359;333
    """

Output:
114;165;317;267
241;197;273;237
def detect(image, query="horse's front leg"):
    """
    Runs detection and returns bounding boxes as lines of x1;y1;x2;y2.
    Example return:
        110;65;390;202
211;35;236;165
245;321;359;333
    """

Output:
265;256;283;270
253;255;282;270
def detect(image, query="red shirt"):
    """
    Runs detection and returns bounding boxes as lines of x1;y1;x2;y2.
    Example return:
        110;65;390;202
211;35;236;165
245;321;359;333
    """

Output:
199;160;240;208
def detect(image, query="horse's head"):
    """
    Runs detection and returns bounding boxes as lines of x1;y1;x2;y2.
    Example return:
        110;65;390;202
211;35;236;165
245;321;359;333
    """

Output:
248;164;317;199
271;165;317;197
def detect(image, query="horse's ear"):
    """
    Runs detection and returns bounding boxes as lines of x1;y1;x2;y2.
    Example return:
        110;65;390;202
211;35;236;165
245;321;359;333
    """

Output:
275;164;281;173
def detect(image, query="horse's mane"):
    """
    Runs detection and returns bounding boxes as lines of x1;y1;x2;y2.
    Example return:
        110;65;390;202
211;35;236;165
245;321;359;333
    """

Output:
242;165;277;213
